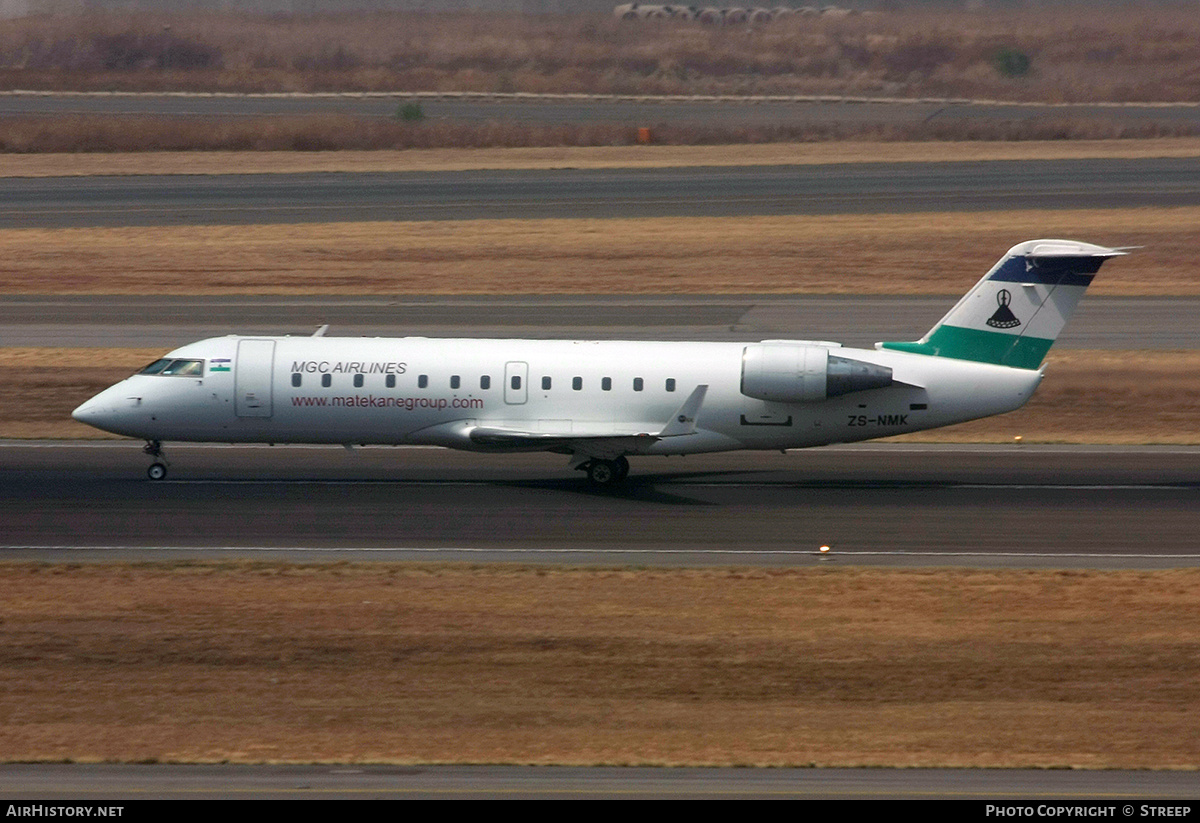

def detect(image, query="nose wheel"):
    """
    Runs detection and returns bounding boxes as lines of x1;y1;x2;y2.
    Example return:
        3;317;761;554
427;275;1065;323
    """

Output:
143;440;169;480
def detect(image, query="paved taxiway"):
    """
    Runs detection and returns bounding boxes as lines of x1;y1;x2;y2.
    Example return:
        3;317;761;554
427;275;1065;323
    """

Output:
3;443;1197;568
3;157;1199;228
5;295;1199;349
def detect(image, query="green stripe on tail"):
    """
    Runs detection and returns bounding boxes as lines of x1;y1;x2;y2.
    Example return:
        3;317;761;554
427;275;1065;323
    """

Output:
881;326;1054;370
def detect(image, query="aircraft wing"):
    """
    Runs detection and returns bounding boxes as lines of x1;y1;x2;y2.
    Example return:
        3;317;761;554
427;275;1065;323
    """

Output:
467;384;708;451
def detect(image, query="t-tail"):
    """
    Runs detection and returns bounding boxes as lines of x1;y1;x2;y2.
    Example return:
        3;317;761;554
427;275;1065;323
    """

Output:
878;239;1128;370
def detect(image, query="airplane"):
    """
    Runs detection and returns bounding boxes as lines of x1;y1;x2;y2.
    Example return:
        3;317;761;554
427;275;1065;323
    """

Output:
72;239;1126;485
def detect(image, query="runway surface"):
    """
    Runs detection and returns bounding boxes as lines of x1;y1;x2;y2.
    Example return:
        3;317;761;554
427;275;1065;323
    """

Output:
3;443;1198;568
4;295;1196;350
1;763;1197;800
3;157;1199;227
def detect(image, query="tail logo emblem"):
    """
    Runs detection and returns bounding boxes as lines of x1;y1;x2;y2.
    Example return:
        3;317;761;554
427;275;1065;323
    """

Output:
986;289;1022;329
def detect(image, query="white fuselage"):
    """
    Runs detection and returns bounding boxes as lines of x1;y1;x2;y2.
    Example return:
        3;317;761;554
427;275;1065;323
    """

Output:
74;335;1043;455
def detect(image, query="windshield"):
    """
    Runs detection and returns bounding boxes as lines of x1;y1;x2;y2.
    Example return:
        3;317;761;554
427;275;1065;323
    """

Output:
138;358;205;377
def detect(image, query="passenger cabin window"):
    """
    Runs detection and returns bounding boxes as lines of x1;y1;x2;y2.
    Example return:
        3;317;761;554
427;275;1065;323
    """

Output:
480;375;491;390
542;376;552;390
450;375;461;390
602;377;612;391
573;377;582;391
321;374;332;388
511;375;522;390
354;374;364;388
139;358;204;377
633;378;643;392
666;378;676;392
418;375;428;389
292;373;302;387
386;374;396;389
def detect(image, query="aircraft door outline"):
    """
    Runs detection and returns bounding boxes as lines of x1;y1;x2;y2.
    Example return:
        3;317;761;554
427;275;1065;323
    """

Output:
235;339;275;418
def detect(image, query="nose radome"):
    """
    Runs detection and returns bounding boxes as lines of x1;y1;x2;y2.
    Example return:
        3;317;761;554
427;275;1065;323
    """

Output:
71;395;122;432
71;399;103;423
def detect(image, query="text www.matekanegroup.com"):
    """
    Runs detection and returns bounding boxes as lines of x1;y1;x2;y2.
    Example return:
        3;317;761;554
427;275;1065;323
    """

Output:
292;395;485;411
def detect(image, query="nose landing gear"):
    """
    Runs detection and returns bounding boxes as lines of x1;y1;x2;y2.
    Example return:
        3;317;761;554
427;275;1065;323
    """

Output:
143;440;169;480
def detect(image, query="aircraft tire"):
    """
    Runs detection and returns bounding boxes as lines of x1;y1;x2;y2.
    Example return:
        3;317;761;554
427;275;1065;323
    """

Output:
586;459;623;486
147;462;167;481
614;456;630;481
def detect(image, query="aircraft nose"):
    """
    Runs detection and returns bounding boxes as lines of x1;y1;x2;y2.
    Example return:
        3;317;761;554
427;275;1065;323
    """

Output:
72;383;149;436
72;392;130;434
72;397;109;425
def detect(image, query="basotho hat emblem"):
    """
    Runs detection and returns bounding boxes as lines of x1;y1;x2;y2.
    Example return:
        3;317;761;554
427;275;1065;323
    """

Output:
986;288;1021;329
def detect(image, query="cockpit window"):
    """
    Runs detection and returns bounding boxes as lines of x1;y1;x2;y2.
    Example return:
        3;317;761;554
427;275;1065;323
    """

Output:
164;359;205;376
139;359;172;375
139;358;205;377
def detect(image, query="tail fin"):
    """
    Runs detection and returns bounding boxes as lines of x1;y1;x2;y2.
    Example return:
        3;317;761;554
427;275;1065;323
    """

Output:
878;239;1127;370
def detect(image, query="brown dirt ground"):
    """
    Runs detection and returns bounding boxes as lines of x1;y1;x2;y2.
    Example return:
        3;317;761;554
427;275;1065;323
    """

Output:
4;139;1200;177
5;348;1199;444
1;563;1198;767
1;208;1195;296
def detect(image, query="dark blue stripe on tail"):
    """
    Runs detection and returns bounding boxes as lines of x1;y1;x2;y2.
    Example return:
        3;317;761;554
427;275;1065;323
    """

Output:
988;255;1102;286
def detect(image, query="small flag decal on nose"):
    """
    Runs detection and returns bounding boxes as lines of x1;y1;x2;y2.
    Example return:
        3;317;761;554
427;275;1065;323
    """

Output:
210;358;232;372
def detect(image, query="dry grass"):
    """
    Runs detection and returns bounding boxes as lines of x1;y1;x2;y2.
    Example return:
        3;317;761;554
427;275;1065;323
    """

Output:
3;112;1197;153
2;138;1200;177
0;114;636;154
5;348;1200;444
0;209;1193;297
7;8;1200;151
4;8;1200;103
2;563;1198;767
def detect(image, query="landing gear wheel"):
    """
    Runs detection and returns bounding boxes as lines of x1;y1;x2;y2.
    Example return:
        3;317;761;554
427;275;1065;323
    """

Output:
586;459;624;487
143;441;169;480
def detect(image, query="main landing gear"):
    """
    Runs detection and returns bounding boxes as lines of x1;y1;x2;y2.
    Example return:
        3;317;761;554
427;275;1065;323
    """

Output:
143;440;169;480
582;456;630;487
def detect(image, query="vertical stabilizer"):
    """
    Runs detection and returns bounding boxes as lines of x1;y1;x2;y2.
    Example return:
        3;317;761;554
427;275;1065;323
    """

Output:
878;239;1127;370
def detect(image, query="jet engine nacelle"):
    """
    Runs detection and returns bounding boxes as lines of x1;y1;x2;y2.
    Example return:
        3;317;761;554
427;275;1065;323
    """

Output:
741;344;893;403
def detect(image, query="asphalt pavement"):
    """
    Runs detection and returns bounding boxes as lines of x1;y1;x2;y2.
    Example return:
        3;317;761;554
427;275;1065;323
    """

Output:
3;442;1198;568
3;158;1198;227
